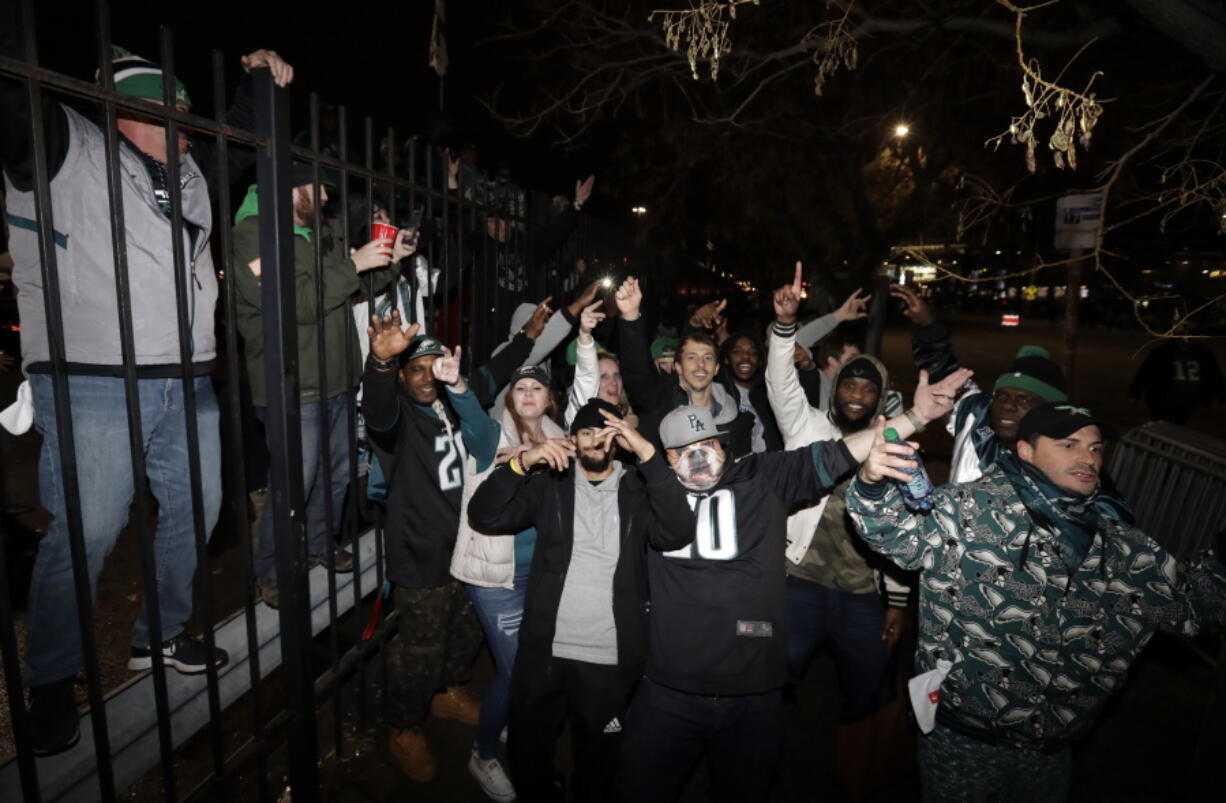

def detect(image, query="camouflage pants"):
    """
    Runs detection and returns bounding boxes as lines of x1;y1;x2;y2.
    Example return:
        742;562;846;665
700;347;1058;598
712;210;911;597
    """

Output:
386;581;484;729
919;724;1071;803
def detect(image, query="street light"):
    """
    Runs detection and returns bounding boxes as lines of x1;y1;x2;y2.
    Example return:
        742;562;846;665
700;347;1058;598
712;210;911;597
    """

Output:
894;123;910;138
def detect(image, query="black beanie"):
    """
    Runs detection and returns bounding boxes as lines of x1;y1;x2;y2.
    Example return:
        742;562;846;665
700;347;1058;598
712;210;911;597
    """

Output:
836;356;883;391
570;398;621;434
994;345;1068;402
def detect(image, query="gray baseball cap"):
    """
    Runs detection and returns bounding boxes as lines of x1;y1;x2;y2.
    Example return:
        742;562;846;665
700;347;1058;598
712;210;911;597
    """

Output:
659;405;724;450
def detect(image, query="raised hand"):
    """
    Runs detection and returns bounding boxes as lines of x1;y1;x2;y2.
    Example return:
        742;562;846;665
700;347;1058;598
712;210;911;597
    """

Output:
367;310;421;363
432;345;464;389
597;408;655;462
689;298;727;332
575;175;596;205
835;288;871;323
522;296;553;340
889;284;935;326
392;228;419;263
447;148;461;190
353;237;394;273
579;301;605;339
241;49;294;87
522;438;577;472
911;367;974;423
773;261;804;323
861;416;919;484
614;277;642;321
566;279;602;318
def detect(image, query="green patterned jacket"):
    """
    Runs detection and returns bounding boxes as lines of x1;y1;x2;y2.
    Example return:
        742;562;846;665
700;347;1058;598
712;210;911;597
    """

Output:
847;466;1226;751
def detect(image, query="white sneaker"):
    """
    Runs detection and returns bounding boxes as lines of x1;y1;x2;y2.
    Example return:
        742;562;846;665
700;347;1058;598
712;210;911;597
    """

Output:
468;750;516;802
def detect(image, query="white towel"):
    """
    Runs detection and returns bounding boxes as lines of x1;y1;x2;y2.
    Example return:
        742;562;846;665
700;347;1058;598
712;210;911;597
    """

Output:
908;659;953;735
0;380;33;435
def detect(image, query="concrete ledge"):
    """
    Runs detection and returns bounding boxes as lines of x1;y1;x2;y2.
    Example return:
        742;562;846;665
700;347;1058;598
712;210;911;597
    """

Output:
0;528;382;801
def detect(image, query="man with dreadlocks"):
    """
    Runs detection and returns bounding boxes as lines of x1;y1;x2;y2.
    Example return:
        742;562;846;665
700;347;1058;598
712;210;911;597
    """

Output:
848;402;1226;803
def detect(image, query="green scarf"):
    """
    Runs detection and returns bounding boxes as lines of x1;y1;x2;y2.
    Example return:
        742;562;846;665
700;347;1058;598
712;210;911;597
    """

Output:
998;452;1131;572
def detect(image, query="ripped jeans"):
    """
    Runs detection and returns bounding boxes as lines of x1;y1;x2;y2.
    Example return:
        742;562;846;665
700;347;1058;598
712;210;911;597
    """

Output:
467;565;530;759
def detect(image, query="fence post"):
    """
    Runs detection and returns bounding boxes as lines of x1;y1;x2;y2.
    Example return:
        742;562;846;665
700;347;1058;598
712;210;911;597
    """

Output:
252;67;321;800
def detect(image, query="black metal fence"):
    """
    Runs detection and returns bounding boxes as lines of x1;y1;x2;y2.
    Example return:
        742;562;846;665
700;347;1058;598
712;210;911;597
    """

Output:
0;3;639;799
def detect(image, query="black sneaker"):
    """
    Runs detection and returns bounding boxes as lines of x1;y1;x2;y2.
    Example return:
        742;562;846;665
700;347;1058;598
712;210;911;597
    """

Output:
28;677;80;756
307;547;354;573
128;633;229;674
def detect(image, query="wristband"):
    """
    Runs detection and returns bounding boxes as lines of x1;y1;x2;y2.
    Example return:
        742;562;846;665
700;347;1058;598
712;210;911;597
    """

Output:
573;199;584;211
904;407;927;433
370;354;397;372
509;456;527;476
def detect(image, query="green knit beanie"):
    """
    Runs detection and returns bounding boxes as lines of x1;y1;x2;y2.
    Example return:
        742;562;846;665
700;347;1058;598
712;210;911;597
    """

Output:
99;46;192;109
993;345;1068;402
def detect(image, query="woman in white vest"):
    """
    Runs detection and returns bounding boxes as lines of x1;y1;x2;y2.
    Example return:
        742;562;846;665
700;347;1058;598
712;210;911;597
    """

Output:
452;363;565;801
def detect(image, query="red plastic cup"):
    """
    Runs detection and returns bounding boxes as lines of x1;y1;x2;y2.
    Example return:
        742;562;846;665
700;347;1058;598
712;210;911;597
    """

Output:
370;222;398;249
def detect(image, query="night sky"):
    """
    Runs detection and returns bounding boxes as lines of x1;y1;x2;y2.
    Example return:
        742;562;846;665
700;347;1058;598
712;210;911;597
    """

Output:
38;0;588;194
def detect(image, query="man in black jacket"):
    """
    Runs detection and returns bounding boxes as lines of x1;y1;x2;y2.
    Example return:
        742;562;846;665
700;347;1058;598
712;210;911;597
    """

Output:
717;329;782;453
468;399;694;802
614;278;756;458
619;357;969;803
363;309;536;783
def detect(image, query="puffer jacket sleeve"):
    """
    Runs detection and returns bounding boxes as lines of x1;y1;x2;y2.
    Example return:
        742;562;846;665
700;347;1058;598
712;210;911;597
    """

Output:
847;476;955;572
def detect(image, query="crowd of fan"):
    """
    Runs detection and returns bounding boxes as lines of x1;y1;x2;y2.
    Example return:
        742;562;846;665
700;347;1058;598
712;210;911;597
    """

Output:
3;35;1226;803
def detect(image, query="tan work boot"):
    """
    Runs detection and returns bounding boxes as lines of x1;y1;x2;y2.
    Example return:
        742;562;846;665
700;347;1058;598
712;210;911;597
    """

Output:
430;685;481;726
388;728;436;782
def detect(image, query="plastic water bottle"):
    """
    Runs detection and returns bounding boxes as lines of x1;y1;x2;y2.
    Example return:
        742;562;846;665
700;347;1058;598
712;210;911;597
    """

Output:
884;427;935;511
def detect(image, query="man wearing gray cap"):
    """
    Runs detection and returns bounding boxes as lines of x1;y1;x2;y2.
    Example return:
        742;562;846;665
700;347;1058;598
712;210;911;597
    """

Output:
620;352;970;803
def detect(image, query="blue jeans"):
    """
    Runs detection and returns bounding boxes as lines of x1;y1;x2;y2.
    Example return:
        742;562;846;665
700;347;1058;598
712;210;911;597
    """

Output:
26;374;221;685
786;575;891;722
255;393;351;581
468;564;530;759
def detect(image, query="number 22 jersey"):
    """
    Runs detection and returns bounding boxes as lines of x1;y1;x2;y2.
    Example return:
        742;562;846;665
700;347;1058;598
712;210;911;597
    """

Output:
644;441;856;696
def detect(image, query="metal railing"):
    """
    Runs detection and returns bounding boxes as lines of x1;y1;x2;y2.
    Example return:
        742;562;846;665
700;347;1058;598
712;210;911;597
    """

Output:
0;2;639;799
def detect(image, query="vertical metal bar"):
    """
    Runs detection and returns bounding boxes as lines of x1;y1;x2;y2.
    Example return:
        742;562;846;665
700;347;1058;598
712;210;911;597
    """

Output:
252;65;321;801
94;5;178;796
426;144;439;337
337;105;369;734
159;27;227;783
212;49;272;803
19;1;116;797
308;92;344;760
0;503;38;801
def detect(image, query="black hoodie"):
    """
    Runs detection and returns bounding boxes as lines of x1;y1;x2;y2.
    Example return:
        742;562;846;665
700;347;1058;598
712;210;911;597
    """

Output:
717;330;783;452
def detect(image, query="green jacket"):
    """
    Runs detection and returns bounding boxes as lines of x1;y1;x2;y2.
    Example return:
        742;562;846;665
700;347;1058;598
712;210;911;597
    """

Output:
232;185;396;406
848;466;1226;751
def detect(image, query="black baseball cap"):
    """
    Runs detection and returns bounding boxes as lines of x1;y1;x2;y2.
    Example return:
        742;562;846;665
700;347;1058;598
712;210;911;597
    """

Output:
1016;402;1117;443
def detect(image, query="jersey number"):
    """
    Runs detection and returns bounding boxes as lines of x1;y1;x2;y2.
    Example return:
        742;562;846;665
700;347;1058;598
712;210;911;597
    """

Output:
435;434;463;491
1173;360;1201;382
664;489;739;560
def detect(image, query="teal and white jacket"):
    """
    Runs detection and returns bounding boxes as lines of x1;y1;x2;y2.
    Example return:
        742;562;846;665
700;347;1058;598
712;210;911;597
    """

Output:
847;466;1226;751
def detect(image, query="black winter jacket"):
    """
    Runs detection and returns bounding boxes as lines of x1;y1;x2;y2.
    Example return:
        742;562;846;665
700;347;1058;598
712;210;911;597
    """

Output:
467;455;695;687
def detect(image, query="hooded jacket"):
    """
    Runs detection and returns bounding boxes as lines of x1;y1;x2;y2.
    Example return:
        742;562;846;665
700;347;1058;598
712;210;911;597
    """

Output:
619;315;755;458
848;467;1226;751
467;454;695;689
232;185;398;406
765;320;903;566
717;330;783;452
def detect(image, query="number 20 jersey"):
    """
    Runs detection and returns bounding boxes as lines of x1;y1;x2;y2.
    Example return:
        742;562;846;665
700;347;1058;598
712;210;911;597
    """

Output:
644;441;856;696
